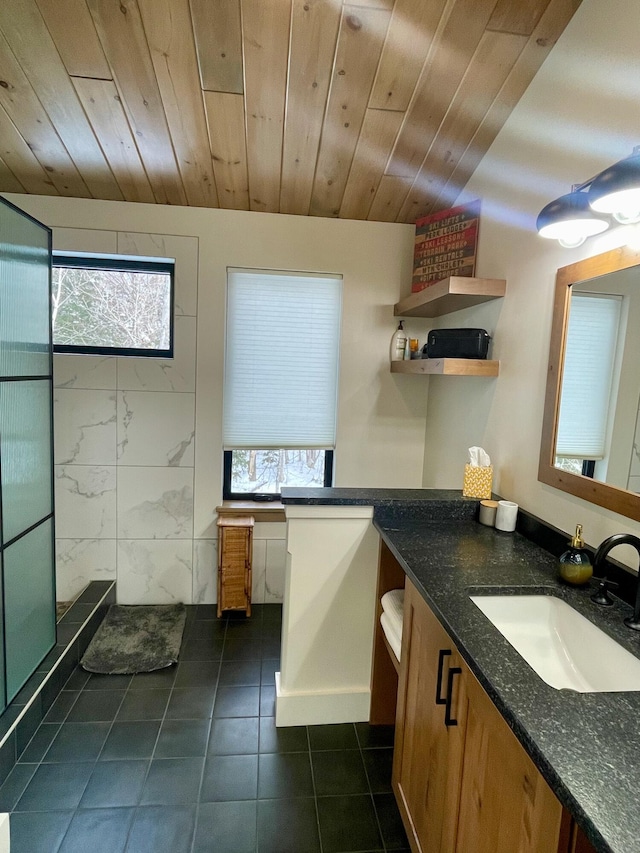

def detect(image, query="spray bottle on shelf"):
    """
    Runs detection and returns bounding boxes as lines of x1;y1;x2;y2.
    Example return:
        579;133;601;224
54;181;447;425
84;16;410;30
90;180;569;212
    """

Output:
390;320;408;362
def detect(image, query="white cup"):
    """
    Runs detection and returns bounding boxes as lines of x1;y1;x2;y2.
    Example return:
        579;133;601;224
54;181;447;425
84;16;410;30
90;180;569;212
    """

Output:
495;500;518;532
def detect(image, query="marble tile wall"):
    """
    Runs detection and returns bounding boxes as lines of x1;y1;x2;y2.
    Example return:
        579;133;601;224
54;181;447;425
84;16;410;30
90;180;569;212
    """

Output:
52;227;286;606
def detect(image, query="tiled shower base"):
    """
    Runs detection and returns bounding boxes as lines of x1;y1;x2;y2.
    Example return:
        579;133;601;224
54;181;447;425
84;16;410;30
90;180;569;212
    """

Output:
0;581;116;788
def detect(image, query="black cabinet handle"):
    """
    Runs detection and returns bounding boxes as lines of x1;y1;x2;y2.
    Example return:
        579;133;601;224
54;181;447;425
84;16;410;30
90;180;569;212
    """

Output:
435;649;452;705
444;667;461;727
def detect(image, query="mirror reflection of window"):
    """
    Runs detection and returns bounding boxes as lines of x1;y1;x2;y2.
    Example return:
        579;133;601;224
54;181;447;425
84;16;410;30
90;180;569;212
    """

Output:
555;293;623;480
539;247;640;520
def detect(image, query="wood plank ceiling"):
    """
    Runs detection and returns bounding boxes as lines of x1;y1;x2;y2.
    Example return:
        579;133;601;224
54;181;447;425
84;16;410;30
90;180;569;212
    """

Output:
0;0;582;223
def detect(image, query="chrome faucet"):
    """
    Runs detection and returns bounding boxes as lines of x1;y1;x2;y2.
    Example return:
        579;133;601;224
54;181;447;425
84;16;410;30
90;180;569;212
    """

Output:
593;534;640;631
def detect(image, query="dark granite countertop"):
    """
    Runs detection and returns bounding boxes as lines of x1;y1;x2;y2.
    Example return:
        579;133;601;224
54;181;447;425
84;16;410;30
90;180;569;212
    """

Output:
281;486;476;512
281;488;640;853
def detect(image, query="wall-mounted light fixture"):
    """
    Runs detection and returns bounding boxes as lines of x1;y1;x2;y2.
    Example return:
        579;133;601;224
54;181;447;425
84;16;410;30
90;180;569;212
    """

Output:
537;147;640;247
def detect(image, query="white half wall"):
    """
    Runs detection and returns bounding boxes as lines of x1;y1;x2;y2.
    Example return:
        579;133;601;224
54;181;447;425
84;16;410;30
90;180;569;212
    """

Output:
277;505;380;726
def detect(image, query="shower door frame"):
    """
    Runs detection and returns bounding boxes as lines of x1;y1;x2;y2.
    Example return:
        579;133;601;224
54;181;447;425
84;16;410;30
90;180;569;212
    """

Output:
0;195;56;710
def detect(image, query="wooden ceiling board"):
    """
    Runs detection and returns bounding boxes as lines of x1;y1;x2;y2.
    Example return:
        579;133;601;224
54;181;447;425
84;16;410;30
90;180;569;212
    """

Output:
487;0;551;36
309;5;391;218
339;108;403;220
190;0;244;95
87;0;187;206
367;174;412;221
280;0;342;216
0;0;582;222
137;0;219;208
349;0;394;9
0;154;24;193
386;0;499;181
0;31;90;197
241;0;292;213
398;29;528;221
431;0;582;214
0;104;58;195
369;0;449;112
35;0;111;79
72;77;156;204
0;0;122;201
204;90;250;210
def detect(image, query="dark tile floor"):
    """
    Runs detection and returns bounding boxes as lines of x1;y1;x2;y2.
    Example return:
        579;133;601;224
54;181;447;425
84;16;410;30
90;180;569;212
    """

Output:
0;604;409;853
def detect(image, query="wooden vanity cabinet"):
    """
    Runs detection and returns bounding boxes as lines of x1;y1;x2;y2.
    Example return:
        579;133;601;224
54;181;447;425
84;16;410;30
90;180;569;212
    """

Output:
557;815;598;853
393;579;467;853
572;828;597;853
456;668;563;853
394;579;563;853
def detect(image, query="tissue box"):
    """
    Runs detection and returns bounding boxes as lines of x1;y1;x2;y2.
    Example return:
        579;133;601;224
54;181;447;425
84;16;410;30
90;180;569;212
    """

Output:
463;464;493;499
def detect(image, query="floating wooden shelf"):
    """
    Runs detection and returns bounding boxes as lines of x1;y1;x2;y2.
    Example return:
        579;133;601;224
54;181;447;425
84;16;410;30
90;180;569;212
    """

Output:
394;276;506;318
391;358;499;377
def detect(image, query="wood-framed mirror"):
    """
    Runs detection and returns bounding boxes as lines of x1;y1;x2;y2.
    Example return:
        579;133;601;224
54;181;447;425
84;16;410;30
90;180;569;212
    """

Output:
539;244;640;522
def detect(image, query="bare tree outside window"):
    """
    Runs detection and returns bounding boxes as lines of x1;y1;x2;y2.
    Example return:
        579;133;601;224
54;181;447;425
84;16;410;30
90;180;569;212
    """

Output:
51;257;173;355
554;457;583;476
230;449;327;494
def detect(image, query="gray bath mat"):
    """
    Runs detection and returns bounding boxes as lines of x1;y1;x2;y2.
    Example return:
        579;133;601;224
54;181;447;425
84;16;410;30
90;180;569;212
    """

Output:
81;604;187;675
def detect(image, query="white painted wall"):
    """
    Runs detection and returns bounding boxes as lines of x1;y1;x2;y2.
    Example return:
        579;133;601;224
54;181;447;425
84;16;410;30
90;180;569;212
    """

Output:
420;0;640;559
3;195;420;603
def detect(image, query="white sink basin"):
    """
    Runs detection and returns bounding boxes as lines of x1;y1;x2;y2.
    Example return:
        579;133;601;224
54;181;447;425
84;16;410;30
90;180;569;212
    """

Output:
469;594;640;692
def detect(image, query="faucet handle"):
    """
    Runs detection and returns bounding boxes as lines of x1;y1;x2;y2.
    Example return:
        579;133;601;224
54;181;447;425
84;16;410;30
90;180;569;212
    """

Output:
590;577;619;606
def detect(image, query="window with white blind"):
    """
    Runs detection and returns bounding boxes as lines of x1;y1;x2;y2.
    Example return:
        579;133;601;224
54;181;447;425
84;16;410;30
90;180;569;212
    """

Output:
556;292;622;467
223;268;342;499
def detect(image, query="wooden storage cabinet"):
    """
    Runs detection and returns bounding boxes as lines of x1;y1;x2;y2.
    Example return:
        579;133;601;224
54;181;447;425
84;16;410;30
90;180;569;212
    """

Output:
456;669;563;853
216;516;253;618
393;580;467;853
393;579;563;853
557;816;598;853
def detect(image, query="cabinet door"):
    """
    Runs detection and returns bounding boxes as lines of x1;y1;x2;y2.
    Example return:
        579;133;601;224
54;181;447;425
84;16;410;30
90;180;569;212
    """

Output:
455;667;562;853
393;579;467;853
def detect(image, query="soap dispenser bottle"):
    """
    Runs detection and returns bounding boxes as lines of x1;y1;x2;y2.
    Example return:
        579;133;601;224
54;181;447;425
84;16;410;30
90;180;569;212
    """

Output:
390;320;408;362
559;524;593;585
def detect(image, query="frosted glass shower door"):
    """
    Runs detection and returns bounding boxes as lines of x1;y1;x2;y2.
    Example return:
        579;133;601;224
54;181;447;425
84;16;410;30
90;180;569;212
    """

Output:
0;197;55;709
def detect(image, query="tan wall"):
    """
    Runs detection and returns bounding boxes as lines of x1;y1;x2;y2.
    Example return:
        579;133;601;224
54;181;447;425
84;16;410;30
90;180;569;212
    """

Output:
420;0;640;561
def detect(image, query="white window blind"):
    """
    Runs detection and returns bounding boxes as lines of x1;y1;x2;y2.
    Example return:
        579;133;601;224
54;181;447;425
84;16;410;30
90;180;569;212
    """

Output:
223;269;342;449
556;293;622;459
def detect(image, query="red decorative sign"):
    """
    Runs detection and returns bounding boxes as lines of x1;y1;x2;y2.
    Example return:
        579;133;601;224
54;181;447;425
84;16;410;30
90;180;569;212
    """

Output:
412;199;480;292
